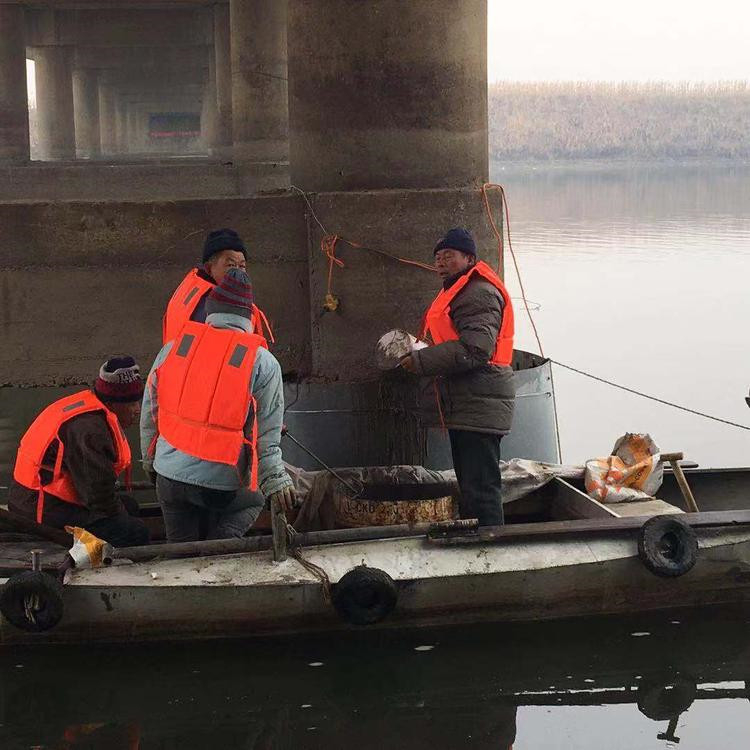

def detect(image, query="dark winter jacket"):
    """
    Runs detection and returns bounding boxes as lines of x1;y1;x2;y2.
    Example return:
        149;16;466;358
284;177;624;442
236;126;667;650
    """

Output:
412;272;515;435
9;411;124;525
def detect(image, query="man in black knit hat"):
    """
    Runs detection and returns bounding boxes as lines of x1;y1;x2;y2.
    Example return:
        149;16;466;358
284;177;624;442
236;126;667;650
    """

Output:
401;227;516;527
162;228;273;344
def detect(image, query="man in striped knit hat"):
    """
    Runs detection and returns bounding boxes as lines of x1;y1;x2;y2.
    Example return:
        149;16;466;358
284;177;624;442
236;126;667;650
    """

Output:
9;356;151;546
141;268;295;542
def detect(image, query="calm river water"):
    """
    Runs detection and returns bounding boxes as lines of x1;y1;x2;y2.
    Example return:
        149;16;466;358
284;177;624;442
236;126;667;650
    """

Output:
2;605;749;748
1;163;749;748
494;161;750;468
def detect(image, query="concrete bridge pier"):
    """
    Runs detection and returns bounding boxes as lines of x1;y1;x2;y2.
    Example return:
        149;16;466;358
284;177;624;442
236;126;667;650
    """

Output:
0;4;30;164
201;77;219;152
212;3;233;158
98;84;118;156
230;0;288;171
114;98;127;154
34;46;76;161
126;106;140;154
72;68;101;159
288;0;489;192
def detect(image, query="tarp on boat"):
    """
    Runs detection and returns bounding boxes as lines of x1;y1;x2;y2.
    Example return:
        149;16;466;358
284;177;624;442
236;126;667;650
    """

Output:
286;459;584;531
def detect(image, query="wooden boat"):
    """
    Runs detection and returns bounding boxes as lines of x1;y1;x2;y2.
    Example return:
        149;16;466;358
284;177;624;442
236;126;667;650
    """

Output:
1;465;750;645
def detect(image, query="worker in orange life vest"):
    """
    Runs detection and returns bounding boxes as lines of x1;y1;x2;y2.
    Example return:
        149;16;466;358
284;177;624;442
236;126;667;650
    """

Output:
162;228;274;345
9;357;151;547
142;269;295;542
401;228;516;526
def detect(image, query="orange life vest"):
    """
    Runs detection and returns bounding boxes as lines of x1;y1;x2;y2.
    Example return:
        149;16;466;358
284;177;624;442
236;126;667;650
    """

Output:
162;269;275;345
420;261;515;366
13;390;132;524
154;321;267;490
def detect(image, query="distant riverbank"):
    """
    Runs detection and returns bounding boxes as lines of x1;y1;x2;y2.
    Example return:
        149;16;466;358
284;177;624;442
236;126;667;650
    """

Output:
491;157;750;179
489;81;750;162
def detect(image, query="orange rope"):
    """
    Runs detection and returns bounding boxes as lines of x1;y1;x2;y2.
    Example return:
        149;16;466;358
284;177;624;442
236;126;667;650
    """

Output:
481;183;504;276
321;234;435;310
481;182;545;358
321;235;345;311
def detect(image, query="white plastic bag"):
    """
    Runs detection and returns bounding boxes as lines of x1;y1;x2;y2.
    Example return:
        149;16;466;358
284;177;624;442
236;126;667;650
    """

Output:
584;433;663;503
375;329;428;370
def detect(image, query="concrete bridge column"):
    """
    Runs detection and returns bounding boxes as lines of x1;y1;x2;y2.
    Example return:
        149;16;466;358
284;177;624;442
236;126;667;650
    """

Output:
34;46;76;161
213;3;233;157
230;0;288;164
98;84;117;155
201;78;218;153
0;4;30;163
288;0;489;191
114;98;127;154
72;68;101;159
126;107;139;153
135;106;150;151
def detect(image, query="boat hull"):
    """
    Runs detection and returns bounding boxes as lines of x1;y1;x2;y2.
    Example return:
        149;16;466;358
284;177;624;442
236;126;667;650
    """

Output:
2;525;750;645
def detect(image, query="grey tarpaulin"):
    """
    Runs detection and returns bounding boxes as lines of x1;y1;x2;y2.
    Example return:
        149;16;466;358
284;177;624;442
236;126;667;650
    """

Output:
285;459;584;532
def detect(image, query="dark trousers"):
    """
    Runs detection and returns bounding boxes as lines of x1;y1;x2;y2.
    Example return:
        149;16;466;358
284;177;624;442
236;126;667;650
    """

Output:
7;489;150;548
156;475;262;543
449;429;504;526
85;496;151;548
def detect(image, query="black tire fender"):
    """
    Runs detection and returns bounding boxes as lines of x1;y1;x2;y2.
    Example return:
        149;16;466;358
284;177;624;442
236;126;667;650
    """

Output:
637;677;697;721
0;571;65;633
637;515;698;578
332;565;398;626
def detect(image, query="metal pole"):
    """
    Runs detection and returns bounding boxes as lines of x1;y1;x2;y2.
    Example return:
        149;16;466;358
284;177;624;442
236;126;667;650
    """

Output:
282;430;361;495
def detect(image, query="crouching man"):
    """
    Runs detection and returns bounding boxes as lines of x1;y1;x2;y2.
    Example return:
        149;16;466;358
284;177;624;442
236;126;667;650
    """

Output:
141;268;295;542
9;357;150;547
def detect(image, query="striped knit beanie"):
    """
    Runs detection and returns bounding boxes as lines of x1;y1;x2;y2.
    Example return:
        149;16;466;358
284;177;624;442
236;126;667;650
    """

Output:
94;356;144;403
205;268;254;320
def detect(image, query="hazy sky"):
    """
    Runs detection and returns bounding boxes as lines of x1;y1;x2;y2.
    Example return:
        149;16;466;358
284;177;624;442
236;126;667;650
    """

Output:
26;1;748;105
488;0;749;82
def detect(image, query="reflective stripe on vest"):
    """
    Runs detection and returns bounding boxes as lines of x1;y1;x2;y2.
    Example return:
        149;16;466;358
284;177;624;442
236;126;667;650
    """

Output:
155;321;267;491
163;269;275;345
420;261;515;367
12;390;132;524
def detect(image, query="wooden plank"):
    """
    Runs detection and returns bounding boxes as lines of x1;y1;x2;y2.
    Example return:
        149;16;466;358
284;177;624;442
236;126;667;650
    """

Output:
428;509;750;546
549;478;619;521
607;499;683;518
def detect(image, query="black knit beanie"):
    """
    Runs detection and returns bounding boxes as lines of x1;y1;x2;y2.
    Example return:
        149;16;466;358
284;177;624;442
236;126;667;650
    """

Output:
433;227;477;258
203;228;247;263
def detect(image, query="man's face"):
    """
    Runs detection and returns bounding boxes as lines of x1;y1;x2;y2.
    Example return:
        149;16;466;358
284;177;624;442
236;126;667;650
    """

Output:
205;249;247;284
110;400;141;429
434;248;474;280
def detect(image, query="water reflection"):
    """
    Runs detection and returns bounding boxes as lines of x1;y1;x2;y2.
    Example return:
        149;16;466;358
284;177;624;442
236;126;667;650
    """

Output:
492;163;750;468
1;605;749;749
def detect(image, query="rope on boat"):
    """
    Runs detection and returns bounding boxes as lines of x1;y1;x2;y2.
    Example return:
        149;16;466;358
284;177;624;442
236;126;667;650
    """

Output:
286;523;332;603
552;360;750;431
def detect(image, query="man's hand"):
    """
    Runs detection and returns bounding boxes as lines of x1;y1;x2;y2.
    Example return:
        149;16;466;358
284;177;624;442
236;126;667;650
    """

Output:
400;354;418;373
268;486;298;515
